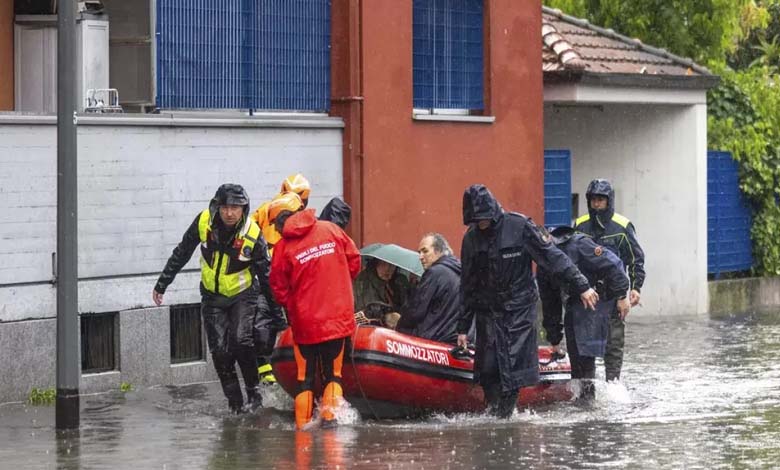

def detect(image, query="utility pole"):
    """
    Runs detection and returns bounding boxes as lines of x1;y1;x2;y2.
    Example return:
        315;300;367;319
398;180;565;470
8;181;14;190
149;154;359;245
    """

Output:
56;0;80;430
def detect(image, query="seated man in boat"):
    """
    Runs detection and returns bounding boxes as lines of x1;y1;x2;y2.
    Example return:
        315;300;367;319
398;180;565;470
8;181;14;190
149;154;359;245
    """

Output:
538;226;630;402
269;194;362;429
397;233;462;344
353;258;411;328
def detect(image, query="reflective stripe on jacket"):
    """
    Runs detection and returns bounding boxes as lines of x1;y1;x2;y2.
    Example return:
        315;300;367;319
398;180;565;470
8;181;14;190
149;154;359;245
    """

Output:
198;209;261;297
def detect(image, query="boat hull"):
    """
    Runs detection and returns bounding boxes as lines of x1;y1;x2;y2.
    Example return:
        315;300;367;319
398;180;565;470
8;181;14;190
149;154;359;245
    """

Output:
270;325;573;418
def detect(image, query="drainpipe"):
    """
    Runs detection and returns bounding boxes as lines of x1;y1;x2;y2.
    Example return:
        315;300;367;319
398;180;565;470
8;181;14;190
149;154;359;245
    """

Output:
330;0;364;246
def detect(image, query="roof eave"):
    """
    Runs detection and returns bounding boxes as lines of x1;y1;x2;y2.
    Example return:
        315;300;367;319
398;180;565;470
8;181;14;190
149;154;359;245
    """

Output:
544;71;721;90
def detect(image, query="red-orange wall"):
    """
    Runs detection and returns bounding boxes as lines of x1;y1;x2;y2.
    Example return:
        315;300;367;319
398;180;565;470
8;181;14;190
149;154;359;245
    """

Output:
357;1;544;254
0;0;13;110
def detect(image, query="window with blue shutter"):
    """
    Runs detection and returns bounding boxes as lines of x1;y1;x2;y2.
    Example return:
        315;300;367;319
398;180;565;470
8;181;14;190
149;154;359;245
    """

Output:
413;0;484;110
156;0;330;112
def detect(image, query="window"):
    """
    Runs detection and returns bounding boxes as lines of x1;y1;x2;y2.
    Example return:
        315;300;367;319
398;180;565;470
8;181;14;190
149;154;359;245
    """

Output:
413;0;484;112
543;149;572;227
81;312;118;373
156;0;331;112
170;303;204;364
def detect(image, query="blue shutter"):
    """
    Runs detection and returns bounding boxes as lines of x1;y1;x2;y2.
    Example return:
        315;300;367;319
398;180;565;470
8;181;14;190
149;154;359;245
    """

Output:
157;0;330;111
413;0;483;110
544;149;572;227
707;151;753;276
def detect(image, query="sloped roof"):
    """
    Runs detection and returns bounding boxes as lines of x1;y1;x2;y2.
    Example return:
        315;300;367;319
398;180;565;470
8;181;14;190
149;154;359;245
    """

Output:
542;6;718;89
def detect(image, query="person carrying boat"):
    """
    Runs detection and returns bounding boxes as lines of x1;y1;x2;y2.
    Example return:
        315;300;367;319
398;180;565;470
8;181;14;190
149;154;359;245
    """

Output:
538;226;630;401
251;174;311;385
152;184;279;413
268;194;362;429
397;233;462;344
456;184;599;418
574;178;645;382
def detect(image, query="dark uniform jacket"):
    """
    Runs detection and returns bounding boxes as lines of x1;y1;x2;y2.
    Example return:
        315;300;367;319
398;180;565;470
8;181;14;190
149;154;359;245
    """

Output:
318;197;352;230
457;185;590;391
539;228;629;348
398;254;462;344
574;182;645;292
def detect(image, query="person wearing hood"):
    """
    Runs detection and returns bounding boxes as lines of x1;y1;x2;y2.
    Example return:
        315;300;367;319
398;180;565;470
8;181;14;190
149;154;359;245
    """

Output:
539;226;630;401
152;184;280;413
456;184;599;418
397;233;462;344
318;197;352;230
269;196;361;430
574;179;645;382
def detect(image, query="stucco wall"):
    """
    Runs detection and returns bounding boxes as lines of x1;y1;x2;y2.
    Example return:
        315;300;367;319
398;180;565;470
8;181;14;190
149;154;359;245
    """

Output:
358;1;545;252
543;102;708;316
0;116;343;321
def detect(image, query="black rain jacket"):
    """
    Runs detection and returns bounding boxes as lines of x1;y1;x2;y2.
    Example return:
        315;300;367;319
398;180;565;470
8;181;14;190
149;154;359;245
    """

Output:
539;227;628;349
398;254;462;344
318;197;352;230
575;179;645;292
457;185;590;391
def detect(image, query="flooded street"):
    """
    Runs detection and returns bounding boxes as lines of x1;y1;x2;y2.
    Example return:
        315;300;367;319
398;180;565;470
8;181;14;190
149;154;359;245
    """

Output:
2;310;779;469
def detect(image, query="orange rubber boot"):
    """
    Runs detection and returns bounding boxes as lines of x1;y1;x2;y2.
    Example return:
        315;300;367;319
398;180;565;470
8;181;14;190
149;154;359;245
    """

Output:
320;382;344;423
294;390;314;430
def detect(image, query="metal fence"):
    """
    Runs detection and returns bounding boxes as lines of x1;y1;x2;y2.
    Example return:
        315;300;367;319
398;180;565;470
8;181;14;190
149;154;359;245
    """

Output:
156;0;331;111
707;151;753;276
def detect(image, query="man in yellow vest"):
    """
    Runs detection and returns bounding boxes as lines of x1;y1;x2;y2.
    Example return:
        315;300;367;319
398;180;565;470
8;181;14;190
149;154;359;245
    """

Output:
152;184;279;413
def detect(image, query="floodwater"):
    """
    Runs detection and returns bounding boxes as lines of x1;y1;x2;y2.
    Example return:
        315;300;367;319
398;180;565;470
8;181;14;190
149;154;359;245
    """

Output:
2;310;779;469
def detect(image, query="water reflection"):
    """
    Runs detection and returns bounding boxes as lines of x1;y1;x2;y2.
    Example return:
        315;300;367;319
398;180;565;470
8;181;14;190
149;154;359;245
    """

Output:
1;311;779;469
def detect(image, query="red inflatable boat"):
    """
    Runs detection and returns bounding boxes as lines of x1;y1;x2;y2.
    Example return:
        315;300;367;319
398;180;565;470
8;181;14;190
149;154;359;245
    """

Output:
270;325;573;418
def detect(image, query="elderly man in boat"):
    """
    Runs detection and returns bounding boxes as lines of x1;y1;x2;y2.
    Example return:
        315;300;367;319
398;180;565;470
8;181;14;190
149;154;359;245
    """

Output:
396;232;463;344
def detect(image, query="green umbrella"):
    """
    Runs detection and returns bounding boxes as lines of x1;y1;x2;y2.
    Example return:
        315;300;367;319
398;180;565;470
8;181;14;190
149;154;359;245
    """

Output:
360;243;424;277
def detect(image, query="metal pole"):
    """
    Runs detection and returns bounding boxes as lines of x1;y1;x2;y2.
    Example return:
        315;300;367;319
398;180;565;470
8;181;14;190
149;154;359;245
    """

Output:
56;0;80;430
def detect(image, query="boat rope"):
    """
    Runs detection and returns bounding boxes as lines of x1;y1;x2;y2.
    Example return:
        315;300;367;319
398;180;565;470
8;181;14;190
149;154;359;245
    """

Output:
350;328;381;421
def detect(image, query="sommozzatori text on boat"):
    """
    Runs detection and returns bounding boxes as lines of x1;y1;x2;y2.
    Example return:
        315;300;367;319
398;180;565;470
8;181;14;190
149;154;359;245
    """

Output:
270;325;573;418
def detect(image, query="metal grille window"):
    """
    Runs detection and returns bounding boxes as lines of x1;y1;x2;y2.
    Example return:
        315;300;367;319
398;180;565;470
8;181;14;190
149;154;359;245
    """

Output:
170;303;204;364
413;0;484;110
156;0;331;111
544;149;572;227
707;151;753;276
81;312;118;373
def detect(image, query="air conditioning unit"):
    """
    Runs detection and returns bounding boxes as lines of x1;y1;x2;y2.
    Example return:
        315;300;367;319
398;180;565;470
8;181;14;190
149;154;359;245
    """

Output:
14;12;109;113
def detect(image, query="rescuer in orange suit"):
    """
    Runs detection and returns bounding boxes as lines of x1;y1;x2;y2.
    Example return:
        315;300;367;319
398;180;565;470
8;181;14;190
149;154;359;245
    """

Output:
268;194;362;429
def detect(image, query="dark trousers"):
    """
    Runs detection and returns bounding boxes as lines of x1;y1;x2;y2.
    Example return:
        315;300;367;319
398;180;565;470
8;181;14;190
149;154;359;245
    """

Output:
202;292;259;409
479;332;518;419
604;308;625;381
564;308;596;380
294;337;347;392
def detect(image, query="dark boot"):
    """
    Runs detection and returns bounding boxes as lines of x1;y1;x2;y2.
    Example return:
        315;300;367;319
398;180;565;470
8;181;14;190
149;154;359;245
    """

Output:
575;380;596;404
494;390;518;419
213;352;244;413
245;386;263;413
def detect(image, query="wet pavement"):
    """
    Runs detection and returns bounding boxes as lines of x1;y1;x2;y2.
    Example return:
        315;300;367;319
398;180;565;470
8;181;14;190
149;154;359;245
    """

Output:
2;310;779;469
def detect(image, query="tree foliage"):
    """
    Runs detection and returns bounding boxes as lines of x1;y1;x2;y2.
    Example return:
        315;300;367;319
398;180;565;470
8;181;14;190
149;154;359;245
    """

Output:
543;0;780;275
543;0;760;64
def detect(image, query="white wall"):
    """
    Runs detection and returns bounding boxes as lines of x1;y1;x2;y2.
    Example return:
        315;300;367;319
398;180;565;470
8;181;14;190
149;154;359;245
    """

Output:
0;115;343;321
544;102;708;316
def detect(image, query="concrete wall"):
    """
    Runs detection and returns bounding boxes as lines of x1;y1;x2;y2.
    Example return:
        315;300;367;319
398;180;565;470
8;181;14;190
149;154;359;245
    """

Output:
358;1;545;252
543;101;709;316
0;114;343;321
0;114;342;402
0;0;12;110
709;277;780;316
